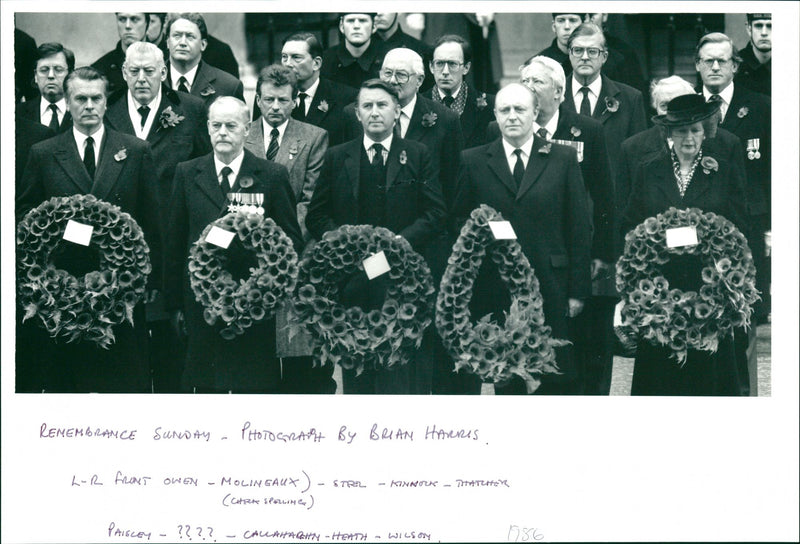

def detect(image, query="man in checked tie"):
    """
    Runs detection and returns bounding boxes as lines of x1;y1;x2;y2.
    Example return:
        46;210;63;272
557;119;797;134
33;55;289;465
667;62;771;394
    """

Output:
452;82;591;395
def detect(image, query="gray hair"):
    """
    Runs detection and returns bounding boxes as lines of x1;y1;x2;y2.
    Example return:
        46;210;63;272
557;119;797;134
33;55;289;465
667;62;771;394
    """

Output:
520;55;566;104
208;96;250;124
650;75;694;113
383;47;424;76
123;41;166;69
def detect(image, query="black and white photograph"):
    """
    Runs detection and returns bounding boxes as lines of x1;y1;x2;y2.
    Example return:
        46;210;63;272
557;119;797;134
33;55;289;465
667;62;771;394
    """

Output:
2;2;798;542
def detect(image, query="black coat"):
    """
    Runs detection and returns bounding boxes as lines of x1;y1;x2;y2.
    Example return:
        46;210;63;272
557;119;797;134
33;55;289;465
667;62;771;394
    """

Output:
306;137;445;253
91;41;127;95
320;39;385;89
452;136;592;384
17;128;161;392
166;61;245;106
296;77;358;147
15;116;53;187
164;151;303;392
16;99;73;133
429;84;496;150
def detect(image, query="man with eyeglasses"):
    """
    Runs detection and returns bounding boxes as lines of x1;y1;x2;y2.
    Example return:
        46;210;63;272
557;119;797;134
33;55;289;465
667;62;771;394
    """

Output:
244;64;333;395
306;79;445;394
428;34;495;150
735;14;772;97
452;82;591;395
165;13;244;106
17;42;74;133
164;97;303;394
92;12;151;95
695;32;771;389
321;13;386;89
275;32;357;146
374;13;434;91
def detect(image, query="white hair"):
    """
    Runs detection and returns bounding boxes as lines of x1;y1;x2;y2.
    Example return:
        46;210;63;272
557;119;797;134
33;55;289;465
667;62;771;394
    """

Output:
650;75;695;113
123;41;166;69
520;55;566;104
208;96;250;124
383;47;425;76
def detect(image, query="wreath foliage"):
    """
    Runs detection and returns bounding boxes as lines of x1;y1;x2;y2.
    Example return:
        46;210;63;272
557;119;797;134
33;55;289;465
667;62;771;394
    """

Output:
616;207;759;364
189;212;298;340
16;194;151;348
290;225;435;375
435;205;567;393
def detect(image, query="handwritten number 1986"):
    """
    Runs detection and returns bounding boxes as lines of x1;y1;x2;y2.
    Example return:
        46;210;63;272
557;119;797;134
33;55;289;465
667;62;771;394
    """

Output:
508;525;543;541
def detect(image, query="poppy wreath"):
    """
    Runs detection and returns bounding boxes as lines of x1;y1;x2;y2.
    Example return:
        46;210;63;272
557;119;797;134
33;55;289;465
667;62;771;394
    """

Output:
435;204;567;393
289;225;435;375
16;194;151;348
188;211;299;340
616;207;759;364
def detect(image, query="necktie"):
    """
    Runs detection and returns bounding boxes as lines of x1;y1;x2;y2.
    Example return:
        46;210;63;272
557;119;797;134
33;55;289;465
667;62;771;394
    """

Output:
394;113;404;138
537;127;549;140
177;76;189;93
220;166;233;195
443;95;455;108
579;87;592;116
48;103;60;131
84;136;96;180
512;148;524;188
371;143;385;167
266;128;280;161
294;92;307;121
138;105;150;128
708;94;724;121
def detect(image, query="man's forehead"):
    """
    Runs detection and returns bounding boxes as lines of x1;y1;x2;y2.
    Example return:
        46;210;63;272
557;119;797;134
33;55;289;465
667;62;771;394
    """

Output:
555;14;582;22
699;41;732;56
572;34;603;47
118;13;145;19
37;52;68;66
433;42;464;60
70;79;105;94
260;82;292;95
360;88;392;101
343;14;371;22
521;64;546;79
283;41;310;55
127;53;161;67
172;19;201;33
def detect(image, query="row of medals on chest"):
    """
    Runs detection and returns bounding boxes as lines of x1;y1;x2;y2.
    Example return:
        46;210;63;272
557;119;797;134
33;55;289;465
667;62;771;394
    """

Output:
226;192;264;215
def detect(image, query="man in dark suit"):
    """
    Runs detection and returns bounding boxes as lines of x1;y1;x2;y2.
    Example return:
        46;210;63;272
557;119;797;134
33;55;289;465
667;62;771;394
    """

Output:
453;83;592;395
696;32;771;395
562;22;648;183
375;13;433;91
17;42;75;133
306;79;446;394
276;32;357;146
164;13;244;106
428;34;495;150
148;13;240;80
15;28;38;102
321;13;386;88
735;14;771;97
245;64;334;395
17;67;161;393
164;97;303;394
103;41;211;393
92;12;150;95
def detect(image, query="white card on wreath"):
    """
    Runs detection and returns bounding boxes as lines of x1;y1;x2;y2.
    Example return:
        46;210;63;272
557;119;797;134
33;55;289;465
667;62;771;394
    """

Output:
489;220;517;240
363;251;391;280
613;300;624;327
205;226;236;249
63;220;93;246
665;226;698;248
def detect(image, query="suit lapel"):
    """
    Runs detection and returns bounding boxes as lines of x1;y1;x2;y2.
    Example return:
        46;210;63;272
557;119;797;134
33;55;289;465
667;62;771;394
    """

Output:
275;119;306;173
231;152;260;193
594;76;618;124
91;130;127;199
486;139;518;196
104;95;137;135
404;95;427;141
245;118;267;159
563;79;578;115
458;86;478;142
145;89;176;147
344;141;361;200
721;88;745;133
193;154;226;210
516;137;549;200
53;132;93;193
305;79;331;125
385;141;402;188
191;62;215;100
682;158;714;203
650;152;683;205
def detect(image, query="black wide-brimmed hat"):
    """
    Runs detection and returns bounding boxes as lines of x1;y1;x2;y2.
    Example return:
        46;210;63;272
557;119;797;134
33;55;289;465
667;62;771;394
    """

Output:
651;93;720;127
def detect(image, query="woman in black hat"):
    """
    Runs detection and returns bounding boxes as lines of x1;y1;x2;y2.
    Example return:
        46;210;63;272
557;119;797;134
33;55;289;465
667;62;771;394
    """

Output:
619;93;748;395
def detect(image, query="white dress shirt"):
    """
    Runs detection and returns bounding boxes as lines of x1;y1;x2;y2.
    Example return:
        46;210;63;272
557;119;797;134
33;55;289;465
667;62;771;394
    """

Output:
398;94;418;138
127;89;162;140
171;64;200;92
298;77;320;116
534;109;560;140
214;151;245;186
501;135;533;172
262;118;289;155
702;82;735;122
73;125;105;165
40;97;67;127
363;134;394;164
572;75;602;115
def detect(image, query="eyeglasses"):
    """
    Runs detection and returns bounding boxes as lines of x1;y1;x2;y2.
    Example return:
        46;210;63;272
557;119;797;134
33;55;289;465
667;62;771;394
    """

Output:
380;69;411;84
37;66;68;76
569;47;604;58
431;60;464;72
698;58;733;68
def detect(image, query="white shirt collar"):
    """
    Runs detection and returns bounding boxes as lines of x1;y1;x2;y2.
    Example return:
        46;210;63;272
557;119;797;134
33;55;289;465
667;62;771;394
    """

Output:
436;83;463;100
214;151;245;185
302;77;320;101
73;125;105;163
40;97;67;119
262;117;289;148
171;63;200;91
127;89;162;140
702;82;734;104
572;75;602;99
534;109;560;139
363;133;394;153
400;93;418;119
501;134;534;160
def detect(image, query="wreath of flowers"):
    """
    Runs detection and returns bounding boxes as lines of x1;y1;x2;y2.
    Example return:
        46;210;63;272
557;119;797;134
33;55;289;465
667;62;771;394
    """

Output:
16;194;151;348
188;212;299;340
289;225;435;375
616;207;759;364
435;205;567;393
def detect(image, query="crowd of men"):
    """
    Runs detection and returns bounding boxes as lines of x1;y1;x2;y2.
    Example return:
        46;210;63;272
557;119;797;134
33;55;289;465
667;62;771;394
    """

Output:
14;12;772;395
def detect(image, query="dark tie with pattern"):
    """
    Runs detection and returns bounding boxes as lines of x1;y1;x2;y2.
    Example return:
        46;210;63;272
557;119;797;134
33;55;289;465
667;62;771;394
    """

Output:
84;136;96;180
294;92;307;121
537;127;549;140
394;114;403;139
138;105;150;128
371;143;385;167
266;128;280;161
177;76;189;93
579;87;592;116
708;93;723;120
512;148;524;189
220;166;233;196
48;103;60;131
443;95;455;108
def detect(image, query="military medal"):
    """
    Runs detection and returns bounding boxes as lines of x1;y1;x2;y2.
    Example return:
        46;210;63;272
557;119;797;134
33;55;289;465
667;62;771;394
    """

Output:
256;193;265;215
747;138;761;160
